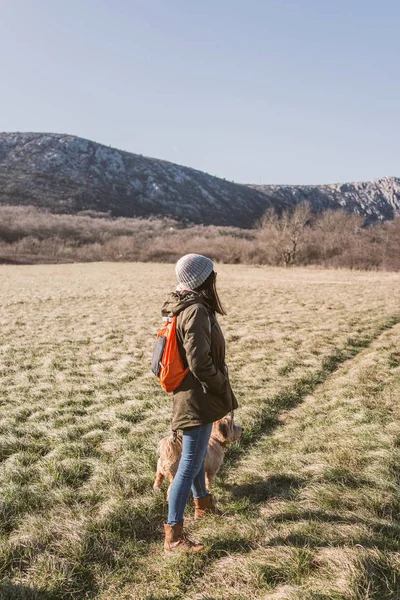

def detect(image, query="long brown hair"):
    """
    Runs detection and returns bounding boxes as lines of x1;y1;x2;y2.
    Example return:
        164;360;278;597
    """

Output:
195;271;226;316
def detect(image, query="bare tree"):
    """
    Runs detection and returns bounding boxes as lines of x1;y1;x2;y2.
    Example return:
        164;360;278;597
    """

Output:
314;210;363;259
259;202;313;266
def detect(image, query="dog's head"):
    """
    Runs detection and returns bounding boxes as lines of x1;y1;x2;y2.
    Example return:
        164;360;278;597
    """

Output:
212;415;243;446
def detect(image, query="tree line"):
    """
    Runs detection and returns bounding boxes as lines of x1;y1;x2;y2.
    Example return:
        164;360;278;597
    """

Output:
0;203;399;270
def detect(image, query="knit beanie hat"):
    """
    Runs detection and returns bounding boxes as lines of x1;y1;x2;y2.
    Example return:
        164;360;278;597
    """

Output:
175;254;214;290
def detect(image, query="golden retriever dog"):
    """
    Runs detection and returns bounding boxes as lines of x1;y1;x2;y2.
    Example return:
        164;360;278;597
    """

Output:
153;415;243;498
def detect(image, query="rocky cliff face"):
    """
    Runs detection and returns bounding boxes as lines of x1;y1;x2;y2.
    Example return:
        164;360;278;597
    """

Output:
252;178;400;223
0;132;276;227
0;132;399;226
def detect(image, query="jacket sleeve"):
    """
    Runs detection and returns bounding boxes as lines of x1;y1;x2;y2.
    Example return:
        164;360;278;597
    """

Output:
181;304;229;396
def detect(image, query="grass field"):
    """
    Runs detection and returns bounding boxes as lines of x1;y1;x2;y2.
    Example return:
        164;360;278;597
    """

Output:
1;263;400;600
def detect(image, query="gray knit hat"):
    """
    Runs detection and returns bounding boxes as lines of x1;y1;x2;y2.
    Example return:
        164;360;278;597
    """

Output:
175;253;214;290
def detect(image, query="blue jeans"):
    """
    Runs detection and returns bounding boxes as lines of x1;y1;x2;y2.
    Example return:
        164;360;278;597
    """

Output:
167;422;213;526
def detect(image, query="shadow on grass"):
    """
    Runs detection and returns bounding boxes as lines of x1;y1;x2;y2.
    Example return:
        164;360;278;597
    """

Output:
228;474;305;503
267;508;361;524
269;531;383;550
266;508;400;552
0;581;56;600
207;536;255;555
0;497;168;598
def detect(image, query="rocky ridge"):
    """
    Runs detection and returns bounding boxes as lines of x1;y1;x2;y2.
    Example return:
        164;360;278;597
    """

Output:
252;177;400;223
0;132;399;226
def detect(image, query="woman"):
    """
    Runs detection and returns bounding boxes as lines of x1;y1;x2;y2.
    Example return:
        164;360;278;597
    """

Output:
161;253;238;553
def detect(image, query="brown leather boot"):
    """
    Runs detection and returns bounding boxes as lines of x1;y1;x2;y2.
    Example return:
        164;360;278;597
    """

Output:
194;494;223;519
163;522;204;553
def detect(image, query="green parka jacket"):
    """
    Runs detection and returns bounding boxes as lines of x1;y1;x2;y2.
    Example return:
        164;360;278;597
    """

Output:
161;290;238;431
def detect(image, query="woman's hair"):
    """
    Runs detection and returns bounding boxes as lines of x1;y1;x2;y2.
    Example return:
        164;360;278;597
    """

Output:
195;271;226;316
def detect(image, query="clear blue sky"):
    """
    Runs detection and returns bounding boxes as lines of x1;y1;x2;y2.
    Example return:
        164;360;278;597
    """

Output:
1;0;399;184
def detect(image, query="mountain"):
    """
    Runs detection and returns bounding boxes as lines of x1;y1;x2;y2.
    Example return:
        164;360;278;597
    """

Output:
0;132;276;227
251;178;400;223
0;132;399;226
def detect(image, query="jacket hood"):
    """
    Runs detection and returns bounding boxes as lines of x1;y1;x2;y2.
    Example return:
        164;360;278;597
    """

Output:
161;290;210;317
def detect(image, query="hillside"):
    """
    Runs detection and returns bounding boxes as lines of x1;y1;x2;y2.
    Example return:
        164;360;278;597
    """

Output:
252;177;400;223
0;132;275;228
0;132;399;225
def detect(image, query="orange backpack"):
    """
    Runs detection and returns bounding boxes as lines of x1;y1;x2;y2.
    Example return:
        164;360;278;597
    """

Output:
151;316;189;392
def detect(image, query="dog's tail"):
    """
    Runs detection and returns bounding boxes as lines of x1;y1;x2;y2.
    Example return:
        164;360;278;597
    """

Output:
158;432;182;460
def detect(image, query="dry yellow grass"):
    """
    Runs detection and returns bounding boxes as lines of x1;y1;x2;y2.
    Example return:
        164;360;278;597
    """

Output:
0;263;399;600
